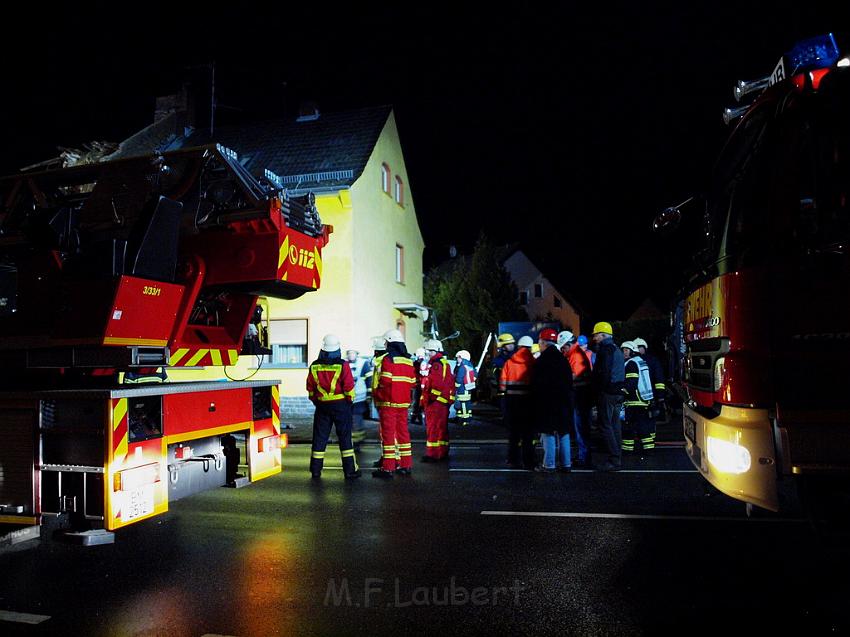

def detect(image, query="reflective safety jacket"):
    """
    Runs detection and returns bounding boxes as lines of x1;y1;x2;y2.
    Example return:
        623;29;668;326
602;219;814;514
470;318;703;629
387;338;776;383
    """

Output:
423;353;456;405
454;359;477;392
567;343;593;387
373;354;417;408
643;351;667;399
499;347;535;396
624;356;653;407
306;356;355;404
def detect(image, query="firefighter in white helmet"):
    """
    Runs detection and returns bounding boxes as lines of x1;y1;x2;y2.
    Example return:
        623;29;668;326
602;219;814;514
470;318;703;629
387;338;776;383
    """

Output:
305;334;360;479
454;350;476;426
421;338;455;462
372;329;417;479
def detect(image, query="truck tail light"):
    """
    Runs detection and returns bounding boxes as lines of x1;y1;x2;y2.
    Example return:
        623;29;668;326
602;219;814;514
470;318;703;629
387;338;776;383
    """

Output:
280;433;288;449
259;435;282;453
114;463;161;492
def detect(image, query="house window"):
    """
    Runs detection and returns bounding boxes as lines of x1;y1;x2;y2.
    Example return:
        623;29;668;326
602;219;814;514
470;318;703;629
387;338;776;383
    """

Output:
554;295;562;308
534;283;543;298
519;291;529;305
394;175;404;205
267;318;308;367
395;244;404;284
381;163;390;194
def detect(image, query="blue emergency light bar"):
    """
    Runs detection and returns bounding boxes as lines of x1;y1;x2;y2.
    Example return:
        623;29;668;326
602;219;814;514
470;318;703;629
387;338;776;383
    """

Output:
786;33;840;75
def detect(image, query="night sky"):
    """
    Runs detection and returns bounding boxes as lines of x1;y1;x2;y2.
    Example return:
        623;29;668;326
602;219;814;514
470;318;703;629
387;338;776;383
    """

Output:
1;3;847;317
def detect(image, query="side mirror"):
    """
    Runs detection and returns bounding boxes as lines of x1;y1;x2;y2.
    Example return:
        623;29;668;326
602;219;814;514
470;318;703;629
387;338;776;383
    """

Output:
652;207;682;235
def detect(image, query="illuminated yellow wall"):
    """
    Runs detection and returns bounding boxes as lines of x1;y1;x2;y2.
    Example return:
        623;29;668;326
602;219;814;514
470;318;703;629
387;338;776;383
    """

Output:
168;111;425;401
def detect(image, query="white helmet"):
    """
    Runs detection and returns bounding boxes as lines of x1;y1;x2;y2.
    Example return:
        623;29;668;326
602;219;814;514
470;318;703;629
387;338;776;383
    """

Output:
384;329;404;343
321;334;341;352
621;340;637;352
632;337;648;350
556;331;575;349
517;335;534;347
424;338;443;352
414;347;426;359
456;350;471;361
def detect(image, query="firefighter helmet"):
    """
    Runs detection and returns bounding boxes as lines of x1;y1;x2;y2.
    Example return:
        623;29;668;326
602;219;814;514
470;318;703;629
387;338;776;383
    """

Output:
517;336;534;347
539;328;558;343
456;350;471;361
414;347;426;359
556;330;575;349
384;329;405;343
497;333;516;346
592;321;613;336
621;340;637;352
321;334;341;351
632;337;648;350
424;338;443;352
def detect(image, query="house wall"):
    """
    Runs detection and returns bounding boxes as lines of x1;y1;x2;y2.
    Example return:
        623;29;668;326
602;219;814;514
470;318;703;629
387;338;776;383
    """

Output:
167;111;425;419
504;251;581;333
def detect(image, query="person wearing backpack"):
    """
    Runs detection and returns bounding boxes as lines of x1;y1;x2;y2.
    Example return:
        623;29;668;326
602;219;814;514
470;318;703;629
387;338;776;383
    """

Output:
620;341;655;456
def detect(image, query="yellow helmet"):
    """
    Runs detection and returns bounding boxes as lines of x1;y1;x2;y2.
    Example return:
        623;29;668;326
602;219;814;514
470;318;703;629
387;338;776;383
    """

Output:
592;321;613;336
497;333;516;346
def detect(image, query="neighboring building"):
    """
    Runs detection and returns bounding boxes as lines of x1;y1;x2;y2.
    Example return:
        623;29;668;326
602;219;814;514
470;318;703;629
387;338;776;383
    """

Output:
626;297;666;322
110;97;425;417
503;248;582;333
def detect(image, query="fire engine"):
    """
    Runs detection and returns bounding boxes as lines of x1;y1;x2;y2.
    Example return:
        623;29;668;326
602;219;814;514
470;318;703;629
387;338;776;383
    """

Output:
0;145;330;542
657;34;850;515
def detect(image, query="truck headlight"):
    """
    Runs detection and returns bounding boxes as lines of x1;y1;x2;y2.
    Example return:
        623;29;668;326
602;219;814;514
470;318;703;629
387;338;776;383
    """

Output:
706;436;751;474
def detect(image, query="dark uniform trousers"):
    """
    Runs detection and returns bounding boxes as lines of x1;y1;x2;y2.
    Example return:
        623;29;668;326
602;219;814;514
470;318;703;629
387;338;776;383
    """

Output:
310;400;358;477
506;395;536;469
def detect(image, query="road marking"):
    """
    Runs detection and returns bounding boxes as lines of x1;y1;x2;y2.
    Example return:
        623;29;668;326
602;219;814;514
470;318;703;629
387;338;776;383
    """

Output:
450;468;697;474
480;510;806;523
0;610;51;624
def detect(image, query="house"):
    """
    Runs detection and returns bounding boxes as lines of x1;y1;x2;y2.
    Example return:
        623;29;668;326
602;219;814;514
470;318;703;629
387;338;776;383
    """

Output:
110;96;425;417
503;248;582;333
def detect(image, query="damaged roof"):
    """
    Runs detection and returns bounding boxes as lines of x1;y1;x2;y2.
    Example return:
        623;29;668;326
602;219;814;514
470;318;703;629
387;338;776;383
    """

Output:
110;105;393;192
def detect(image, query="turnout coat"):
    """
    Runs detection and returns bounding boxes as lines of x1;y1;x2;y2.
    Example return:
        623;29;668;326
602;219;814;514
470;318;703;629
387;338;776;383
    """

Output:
531;344;575;436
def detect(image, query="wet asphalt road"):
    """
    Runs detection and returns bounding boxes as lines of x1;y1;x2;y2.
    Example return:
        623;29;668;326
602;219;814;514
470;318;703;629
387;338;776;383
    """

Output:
1;414;849;636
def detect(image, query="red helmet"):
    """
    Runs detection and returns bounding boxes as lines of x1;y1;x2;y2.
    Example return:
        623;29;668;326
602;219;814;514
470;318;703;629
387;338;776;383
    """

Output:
539;328;558;343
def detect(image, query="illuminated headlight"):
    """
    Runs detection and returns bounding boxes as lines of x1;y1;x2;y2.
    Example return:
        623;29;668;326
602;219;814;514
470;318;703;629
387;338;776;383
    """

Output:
838;57;850;68
713;356;726;392
706;436;751;474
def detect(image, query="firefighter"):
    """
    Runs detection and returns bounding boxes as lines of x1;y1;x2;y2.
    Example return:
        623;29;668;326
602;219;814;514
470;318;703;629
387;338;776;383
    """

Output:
454;350;476;426
559;330;593;467
421;339;455;462
411;347;427;424
500;335;536;469
633;337;666;429
372;329;417;479
590;322;625;471
346;349;368;449
306;334;360;480
621;341;655;455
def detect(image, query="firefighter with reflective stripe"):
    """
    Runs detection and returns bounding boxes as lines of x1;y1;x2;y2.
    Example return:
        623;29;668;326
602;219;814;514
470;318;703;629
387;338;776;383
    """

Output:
621;341;655;454
500;335;536;469
633;337;667;425
421;339;455;462
372;329;417;479
454;350;476;425
306;334;360;480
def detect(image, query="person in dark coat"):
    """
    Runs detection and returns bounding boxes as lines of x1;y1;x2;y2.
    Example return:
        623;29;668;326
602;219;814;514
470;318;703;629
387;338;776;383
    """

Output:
531;328;575;472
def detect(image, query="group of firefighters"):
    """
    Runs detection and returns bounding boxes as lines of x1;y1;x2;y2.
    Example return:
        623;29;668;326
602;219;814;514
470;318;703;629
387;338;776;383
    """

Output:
303;321;666;479
305;329;477;480
494;323;666;472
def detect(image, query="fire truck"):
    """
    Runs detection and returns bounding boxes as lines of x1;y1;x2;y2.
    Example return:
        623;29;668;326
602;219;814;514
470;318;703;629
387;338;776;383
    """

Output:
0;145;330;542
657;34;850;515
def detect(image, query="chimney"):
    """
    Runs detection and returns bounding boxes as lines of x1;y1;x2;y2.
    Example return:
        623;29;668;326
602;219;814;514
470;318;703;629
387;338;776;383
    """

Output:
296;100;320;122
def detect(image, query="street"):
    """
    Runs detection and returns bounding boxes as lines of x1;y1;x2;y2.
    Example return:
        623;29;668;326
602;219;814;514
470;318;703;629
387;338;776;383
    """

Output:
1;411;848;636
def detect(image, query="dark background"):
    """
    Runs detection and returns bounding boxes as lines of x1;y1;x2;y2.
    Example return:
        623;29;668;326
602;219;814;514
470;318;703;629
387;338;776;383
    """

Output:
1;3;846;316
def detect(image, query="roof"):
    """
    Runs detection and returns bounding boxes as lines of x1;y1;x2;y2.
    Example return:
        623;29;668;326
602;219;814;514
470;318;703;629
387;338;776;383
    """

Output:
501;245;587;316
111;106;393;192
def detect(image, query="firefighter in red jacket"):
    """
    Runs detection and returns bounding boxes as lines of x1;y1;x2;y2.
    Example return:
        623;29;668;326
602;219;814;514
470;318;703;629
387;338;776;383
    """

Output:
306;334;360;480
372;329;417;479
421;339;455;462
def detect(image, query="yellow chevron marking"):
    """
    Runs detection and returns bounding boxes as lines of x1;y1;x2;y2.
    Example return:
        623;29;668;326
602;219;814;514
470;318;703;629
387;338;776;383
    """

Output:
313;246;323;279
278;235;290;269
170;348;189;366
113;399;128;431
186;349;209;366
210;349;223;366
228;349;239;365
